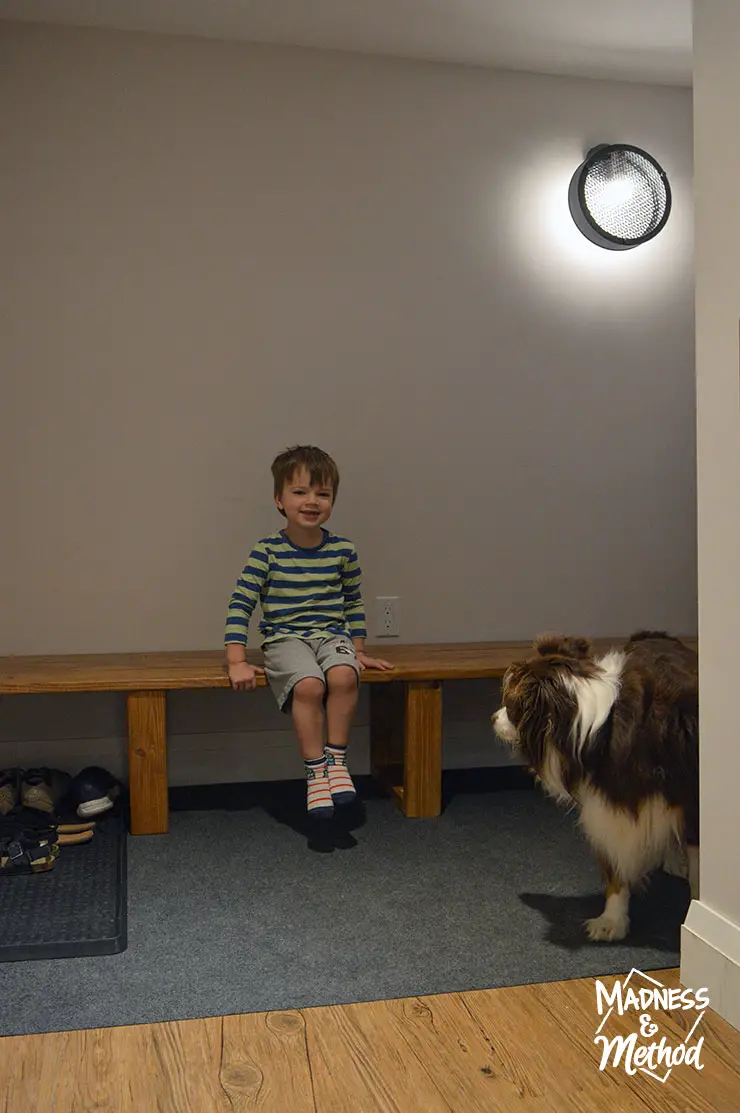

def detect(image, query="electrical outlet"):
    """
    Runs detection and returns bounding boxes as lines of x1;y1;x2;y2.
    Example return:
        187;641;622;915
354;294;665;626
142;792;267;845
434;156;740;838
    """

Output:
376;596;400;637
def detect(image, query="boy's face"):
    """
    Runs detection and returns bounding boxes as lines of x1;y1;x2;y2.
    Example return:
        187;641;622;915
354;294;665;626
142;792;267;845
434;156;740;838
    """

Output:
276;467;334;531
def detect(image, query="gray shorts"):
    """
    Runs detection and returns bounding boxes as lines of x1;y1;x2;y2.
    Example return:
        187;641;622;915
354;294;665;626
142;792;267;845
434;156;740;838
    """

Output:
263;634;360;713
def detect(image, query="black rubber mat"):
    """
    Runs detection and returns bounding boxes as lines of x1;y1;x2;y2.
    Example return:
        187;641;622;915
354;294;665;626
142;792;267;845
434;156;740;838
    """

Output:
0;810;127;962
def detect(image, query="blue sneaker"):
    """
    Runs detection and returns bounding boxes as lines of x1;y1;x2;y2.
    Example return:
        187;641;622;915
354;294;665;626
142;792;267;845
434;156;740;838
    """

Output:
67;766;121;819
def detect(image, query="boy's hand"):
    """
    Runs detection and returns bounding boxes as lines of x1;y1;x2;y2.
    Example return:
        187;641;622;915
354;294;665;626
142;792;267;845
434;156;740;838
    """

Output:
228;661;265;691
357;653;395;672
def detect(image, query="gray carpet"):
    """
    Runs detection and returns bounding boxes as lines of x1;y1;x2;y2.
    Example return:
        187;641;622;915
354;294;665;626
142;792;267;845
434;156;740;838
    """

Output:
0;787;690;1037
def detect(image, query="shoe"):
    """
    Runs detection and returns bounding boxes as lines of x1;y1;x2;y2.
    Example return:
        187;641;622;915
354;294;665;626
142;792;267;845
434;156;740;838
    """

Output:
0;807;60;874
21;768;71;814
67;766;121;818
5;805;95;845
0;831;59;875
0;806;95;853
0;768;23;816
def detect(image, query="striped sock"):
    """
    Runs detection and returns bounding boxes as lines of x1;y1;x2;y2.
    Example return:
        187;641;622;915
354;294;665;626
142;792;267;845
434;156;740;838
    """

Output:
325;744;356;804
305;757;334;818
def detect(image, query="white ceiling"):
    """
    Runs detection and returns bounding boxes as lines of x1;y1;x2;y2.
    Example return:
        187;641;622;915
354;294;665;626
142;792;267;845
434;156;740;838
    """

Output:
0;0;693;87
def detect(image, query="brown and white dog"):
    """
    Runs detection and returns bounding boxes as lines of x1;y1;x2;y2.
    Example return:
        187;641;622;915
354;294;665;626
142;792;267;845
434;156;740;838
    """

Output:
492;631;699;942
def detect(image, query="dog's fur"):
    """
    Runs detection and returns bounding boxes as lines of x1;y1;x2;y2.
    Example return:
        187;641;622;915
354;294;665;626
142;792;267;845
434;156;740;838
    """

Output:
492;631;699;942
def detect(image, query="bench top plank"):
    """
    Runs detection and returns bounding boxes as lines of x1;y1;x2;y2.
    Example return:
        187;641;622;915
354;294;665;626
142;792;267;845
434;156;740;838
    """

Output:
0;637;697;695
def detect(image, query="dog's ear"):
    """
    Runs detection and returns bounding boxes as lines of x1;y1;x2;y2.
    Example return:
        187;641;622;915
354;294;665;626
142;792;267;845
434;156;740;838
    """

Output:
534;634;592;659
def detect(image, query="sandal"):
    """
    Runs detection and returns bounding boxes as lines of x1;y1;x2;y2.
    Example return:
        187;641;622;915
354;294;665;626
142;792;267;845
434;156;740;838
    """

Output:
0;831;59;875
0;807;95;851
21;809;95;844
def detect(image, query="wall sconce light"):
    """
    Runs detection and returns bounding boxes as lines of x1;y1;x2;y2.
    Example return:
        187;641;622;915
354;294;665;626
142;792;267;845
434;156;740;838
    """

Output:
568;144;671;250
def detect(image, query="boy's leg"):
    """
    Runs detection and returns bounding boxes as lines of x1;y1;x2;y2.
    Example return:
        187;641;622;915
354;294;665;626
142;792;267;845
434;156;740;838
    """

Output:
318;638;361;804
291;677;326;760
263;640;332;817
293;678;334;817
325;666;360;750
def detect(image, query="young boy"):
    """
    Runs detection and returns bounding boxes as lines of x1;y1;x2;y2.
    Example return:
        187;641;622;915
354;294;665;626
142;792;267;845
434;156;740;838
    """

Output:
225;445;394;816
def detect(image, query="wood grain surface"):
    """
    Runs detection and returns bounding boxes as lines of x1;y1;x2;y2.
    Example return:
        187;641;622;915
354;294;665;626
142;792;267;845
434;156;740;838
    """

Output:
1;967;735;1113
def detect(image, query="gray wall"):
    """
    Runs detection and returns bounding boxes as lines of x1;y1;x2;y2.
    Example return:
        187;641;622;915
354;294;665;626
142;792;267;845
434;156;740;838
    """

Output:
0;680;511;786
1;22;695;782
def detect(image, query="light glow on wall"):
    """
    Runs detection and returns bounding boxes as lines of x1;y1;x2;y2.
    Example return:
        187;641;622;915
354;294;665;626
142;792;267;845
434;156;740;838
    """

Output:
499;145;690;314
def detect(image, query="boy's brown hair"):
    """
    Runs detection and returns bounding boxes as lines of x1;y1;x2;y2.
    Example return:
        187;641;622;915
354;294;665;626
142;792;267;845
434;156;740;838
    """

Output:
271;445;340;517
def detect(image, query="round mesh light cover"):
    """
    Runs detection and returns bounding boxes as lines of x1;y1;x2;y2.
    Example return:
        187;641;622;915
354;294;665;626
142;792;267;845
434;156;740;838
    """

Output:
568;144;671;250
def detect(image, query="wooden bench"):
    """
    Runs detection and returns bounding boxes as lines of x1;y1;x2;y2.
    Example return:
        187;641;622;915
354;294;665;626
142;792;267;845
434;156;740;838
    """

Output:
0;638;697;836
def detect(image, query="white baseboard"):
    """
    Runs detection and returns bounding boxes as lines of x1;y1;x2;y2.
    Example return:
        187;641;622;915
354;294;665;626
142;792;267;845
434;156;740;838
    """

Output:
681;900;740;1032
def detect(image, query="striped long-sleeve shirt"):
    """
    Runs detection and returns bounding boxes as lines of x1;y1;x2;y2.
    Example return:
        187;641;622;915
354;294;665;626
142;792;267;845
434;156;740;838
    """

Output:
225;529;368;648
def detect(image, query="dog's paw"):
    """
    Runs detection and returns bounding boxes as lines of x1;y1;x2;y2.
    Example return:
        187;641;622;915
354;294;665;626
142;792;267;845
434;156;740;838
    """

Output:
585;913;630;942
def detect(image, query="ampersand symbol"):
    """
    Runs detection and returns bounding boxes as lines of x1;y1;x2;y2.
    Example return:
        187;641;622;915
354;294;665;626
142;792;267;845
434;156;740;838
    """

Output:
639;1013;658;1037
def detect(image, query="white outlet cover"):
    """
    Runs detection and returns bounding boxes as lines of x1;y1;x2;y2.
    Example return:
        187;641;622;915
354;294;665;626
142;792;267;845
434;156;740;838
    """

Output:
376;596;400;637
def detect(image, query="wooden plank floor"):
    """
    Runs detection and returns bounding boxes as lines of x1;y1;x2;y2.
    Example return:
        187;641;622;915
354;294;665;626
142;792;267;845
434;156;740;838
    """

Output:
1;967;738;1112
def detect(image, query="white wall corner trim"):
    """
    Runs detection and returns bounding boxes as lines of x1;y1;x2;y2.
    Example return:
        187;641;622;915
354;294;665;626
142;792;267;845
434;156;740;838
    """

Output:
681;900;740;1032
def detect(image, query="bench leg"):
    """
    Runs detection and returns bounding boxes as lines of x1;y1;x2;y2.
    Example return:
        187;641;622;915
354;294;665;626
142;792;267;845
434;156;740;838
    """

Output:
369;682;404;800
127;690;169;835
369;680;443;818
403;681;442;818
